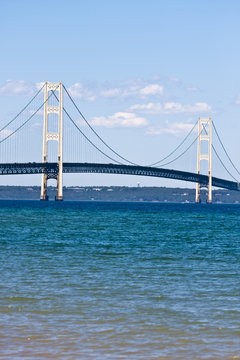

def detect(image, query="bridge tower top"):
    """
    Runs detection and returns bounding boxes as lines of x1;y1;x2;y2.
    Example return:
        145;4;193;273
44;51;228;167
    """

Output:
40;82;63;201
195;117;212;203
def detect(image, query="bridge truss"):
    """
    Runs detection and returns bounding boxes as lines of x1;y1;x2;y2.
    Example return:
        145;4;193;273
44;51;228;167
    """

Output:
0;162;238;192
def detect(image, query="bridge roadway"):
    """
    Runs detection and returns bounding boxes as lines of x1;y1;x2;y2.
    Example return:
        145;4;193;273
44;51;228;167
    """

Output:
0;162;238;191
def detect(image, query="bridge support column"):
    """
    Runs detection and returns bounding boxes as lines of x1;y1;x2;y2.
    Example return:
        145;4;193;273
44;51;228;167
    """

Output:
40;173;48;201
195;117;212;203
40;82;63;201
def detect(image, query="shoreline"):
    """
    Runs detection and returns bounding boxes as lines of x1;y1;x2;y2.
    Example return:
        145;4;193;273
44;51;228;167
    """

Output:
0;185;239;204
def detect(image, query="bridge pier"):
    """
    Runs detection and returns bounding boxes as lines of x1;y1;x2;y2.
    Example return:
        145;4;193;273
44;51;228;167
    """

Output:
40;195;49;201
195;183;201;203
55;171;63;201
40;173;48;201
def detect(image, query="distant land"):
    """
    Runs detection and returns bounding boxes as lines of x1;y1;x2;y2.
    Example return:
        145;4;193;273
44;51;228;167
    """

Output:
0;186;240;203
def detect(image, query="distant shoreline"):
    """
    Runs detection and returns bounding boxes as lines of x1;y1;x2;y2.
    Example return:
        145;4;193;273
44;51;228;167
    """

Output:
0;185;239;204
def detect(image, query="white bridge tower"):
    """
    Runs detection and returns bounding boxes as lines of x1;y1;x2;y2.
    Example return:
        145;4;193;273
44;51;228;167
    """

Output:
195;117;212;203
40;82;63;201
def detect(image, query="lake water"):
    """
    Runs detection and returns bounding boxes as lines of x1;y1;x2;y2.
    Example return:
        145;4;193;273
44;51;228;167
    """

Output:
0;201;239;359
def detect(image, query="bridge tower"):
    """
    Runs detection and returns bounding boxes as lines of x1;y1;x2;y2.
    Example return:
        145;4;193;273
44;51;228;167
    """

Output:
40;82;63;201
195;117;212;203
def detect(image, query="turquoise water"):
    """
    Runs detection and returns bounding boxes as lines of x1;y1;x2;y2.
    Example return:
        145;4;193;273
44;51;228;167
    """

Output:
0;201;239;359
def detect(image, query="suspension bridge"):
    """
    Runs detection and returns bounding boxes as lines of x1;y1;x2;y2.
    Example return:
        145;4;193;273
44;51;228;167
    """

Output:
0;82;239;202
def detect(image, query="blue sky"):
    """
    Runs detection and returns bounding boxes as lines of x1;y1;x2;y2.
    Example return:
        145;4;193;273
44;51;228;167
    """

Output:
0;0;240;187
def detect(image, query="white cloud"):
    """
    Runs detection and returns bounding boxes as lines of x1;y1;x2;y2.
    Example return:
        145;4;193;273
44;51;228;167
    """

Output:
0;79;164;100
139;84;163;96
28;109;44;116
67;83;85;99
67;83;96;101
31;122;42;128
130;102;211;114
100;88;121;97
91;112;148;128
0;80;39;96
0;129;13;140
147;121;195;136
120;83;164;98
36;82;45;90
121;86;139;98
67;81;164;100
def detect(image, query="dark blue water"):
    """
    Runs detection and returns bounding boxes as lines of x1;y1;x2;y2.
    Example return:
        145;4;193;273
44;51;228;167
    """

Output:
0;201;239;359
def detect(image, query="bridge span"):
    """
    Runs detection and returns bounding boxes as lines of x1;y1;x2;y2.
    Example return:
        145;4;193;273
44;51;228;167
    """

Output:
0;162;238;192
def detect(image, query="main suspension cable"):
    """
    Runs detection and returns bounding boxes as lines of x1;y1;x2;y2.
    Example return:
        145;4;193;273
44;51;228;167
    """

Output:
0;89;54;145
63;106;123;165
155;130;202;168
212;144;238;182
51;90;123;164
148;119;199;167
63;84;138;165
212;121;240;176
0;82;45;133
201;122;239;182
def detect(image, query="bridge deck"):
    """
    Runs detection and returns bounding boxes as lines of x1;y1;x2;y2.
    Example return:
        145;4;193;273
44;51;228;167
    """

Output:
0;162;238;191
